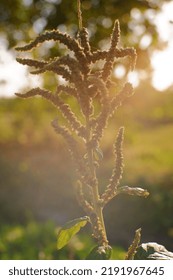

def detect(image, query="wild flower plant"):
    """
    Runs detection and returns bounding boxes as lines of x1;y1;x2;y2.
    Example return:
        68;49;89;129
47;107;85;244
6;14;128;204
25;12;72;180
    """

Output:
15;0;149;259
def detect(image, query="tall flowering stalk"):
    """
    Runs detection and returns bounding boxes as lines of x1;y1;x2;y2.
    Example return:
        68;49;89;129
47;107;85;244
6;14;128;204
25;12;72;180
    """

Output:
15;0;149;259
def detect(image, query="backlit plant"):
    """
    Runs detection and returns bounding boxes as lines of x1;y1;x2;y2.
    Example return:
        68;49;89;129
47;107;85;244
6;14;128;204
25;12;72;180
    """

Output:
15;0;149;259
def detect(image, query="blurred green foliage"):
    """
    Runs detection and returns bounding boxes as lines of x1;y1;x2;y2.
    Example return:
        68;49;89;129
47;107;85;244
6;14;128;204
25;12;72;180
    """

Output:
0;97;57;144
0;0;167;50
0;221;125;260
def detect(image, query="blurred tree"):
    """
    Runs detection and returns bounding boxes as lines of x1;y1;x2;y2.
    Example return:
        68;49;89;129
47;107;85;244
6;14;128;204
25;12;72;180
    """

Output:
0;0;171;75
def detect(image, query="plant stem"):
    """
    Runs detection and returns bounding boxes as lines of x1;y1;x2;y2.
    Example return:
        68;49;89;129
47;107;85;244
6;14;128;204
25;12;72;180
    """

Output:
86;115;108;246
77;0;83;31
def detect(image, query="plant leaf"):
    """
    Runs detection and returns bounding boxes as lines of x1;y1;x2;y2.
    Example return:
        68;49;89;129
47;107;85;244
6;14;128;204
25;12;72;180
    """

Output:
134;242;173;260
86;245;112;260
57;216;89;250
118;186;149;198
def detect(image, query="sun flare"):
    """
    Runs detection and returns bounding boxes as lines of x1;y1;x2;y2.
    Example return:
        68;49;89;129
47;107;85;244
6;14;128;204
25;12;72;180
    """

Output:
152;46;173;91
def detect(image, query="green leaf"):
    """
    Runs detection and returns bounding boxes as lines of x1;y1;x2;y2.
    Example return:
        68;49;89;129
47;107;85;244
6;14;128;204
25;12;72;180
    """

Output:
86;245;112;260
57;216;89;250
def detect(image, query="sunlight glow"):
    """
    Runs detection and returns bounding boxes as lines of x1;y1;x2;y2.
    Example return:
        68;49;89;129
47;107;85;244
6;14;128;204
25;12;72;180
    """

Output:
151;1;173;91
139;34;152;50
114;65;126;79
0;46;42;97
128;71;140;88
152;45;173;91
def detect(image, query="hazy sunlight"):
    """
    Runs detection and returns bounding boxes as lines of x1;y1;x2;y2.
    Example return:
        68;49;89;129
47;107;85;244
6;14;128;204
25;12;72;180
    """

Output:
151;1;173;91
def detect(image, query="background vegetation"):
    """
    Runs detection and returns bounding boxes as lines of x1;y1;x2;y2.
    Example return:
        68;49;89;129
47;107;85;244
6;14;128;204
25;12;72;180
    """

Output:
0;0;173;259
